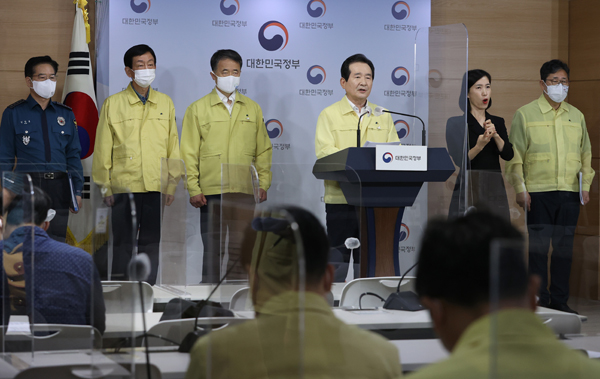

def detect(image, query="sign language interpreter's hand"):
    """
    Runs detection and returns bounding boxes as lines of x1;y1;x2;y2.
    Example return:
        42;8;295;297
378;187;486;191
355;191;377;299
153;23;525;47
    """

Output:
484;119;498;138
476;127;493;149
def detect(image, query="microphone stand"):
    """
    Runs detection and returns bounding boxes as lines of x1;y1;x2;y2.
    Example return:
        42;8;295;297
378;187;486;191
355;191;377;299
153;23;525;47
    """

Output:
382;261;423;311
379;109;426;146
356;111;369;147
126;194;152;379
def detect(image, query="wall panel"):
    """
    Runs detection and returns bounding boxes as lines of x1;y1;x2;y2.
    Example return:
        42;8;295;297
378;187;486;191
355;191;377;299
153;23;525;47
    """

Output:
432;0;569;133
0;1;95;111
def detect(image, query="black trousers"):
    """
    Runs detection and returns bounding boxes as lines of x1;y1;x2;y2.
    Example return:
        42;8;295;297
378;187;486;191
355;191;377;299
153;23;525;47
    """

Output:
528;191;580;306
30;174;70;243
325;203;360;263
200;194;255;284
111;192;162;285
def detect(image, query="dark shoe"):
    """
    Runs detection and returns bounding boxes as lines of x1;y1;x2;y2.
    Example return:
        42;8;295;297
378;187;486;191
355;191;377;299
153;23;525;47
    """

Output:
547;302;579;315
537;299;550;308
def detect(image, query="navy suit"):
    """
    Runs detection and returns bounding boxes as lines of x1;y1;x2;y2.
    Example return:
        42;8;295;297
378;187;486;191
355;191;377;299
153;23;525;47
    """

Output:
0;226;105;334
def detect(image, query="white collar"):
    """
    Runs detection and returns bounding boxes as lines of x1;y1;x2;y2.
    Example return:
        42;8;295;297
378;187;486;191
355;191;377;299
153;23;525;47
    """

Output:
346;97;371;116
216;88;236;104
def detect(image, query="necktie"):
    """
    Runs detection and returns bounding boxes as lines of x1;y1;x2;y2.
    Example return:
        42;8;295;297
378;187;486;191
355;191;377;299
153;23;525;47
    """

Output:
40;109;51;162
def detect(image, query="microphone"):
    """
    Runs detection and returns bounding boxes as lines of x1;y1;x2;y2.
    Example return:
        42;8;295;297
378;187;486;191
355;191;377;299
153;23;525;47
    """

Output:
178;255;238;353
356;109;371;147
128;253;152;379
128;253;151;282
382;261;424;311
374;106;426;146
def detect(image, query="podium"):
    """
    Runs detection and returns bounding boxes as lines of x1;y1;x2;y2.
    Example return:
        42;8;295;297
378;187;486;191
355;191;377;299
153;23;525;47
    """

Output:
313;147;455;277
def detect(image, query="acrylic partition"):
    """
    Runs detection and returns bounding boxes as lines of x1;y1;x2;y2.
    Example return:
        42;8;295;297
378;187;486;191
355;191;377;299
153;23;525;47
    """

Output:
89;182;136;372
489;237;582;379
1;172;35;356
495;219;600;377
413;24;468;219
0;169;131;376
201;205;309;378
268;162;362;282
157;157;188;290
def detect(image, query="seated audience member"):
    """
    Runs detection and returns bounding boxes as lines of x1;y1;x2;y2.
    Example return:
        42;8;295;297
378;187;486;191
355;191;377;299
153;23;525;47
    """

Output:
185;206;402;379
409;211;600;378
1;186;105;334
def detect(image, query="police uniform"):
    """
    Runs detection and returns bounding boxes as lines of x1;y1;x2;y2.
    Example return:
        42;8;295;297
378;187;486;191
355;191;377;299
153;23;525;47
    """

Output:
0;95;83;242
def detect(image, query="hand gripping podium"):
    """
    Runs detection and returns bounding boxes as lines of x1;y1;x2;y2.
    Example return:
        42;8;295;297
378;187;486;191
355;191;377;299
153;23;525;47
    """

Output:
313;147;455;277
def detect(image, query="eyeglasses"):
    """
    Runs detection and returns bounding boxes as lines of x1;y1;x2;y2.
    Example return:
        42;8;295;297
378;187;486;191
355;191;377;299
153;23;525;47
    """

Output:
545;78;569;86
31;74;58;82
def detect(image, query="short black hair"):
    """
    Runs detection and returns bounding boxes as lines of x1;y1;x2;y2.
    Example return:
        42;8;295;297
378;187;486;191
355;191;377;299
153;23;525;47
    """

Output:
24;56;58;78
466;69;492;112
5;186;52;227
284;206;329;283
341;54;375;81
251;206;330;285
210;49;243;72
123;44;156;69
415;211;527;308
540;59;570;81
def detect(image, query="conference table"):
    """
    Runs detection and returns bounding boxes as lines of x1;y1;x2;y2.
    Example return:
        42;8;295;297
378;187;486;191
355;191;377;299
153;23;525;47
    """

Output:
104;305;586;340
103;307;434;339
0;303;593;379
2;334;598;379
151;283;346;310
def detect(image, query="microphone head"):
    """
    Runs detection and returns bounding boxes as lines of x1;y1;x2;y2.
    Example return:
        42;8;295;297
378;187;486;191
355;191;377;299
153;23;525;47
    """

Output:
128;253;151;282
344;237;361;249
373;106;385;117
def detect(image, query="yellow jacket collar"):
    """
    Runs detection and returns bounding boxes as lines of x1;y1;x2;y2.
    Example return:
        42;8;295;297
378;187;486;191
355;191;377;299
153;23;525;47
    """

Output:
341;95;374;116
537;93;569;115
126;83;156;105
258;291;334;317
209;88;245;107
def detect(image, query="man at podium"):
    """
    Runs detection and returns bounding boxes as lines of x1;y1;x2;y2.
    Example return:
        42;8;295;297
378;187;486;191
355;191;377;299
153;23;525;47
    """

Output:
315;54;400;267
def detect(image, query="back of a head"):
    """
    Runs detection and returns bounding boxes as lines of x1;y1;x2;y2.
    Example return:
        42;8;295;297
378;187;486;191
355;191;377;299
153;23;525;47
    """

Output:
5;186;51;228
415;211;526;308
248;206;329;309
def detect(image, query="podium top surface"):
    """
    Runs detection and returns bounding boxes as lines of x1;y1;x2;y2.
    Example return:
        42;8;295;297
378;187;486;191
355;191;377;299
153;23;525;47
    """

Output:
313;147;455;184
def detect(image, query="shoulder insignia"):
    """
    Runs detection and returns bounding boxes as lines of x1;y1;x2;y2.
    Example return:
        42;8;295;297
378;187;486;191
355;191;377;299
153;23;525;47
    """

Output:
7;99;26;109
53;102;73;111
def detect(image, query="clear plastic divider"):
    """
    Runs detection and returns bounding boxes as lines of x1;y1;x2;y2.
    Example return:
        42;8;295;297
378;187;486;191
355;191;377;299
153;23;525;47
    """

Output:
2;172;35;355
90;180;136;374
414;24;468;220
195;205;308;378
0;167;130;375
158;157;188;290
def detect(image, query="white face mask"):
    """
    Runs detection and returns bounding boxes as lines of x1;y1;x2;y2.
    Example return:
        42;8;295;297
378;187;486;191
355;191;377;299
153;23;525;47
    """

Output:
31;79;56;99
544;82;568;103
133;68;155;88
213;73;240;94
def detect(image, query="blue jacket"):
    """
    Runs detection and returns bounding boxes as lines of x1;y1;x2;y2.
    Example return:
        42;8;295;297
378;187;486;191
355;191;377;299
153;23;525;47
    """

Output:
0;226;105;333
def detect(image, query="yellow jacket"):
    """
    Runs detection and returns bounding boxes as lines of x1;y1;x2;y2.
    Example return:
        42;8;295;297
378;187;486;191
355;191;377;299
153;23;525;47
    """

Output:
315;96;400;204
92;85;180;196
506;94;594;194
180;89;272;197
186;291;402;379
409;309;600;379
